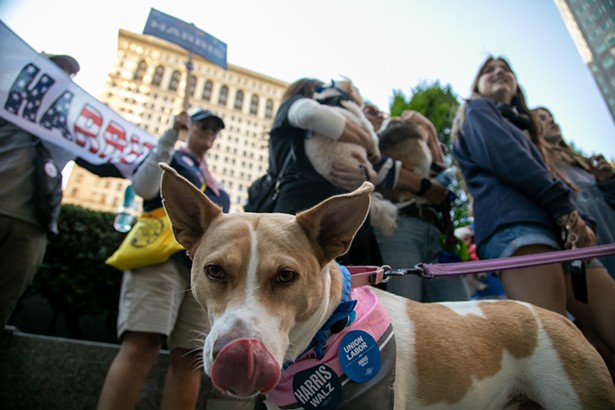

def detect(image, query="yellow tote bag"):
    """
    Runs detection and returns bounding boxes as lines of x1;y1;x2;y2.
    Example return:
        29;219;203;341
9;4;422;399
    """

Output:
106;207;184;270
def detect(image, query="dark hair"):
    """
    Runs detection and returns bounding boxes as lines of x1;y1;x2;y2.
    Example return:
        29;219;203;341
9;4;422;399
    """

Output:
475;57;539;141
453;56;540;145
281;78;324;102
531;106;591;191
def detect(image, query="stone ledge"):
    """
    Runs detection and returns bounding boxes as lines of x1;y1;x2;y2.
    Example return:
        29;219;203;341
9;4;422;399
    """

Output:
0;326;254;410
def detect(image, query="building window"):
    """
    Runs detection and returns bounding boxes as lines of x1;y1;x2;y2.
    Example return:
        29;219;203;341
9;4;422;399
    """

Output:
603;56;614;69
250;95;259;115
234;90;244;111
265;99;274;119
187;74;197;97
202;80;213;101
218;85;229;106
152;65;164;86
168;70;181;91
133;60;147;82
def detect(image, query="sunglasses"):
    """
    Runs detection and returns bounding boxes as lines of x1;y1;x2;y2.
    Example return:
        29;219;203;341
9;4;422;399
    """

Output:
364;107;384;118
195;122;221;133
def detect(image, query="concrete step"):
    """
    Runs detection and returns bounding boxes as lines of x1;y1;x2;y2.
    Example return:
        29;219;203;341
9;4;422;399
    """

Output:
0;326;255;410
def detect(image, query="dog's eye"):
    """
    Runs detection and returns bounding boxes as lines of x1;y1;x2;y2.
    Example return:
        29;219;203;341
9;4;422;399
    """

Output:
205;265;225;281
274;270;297;285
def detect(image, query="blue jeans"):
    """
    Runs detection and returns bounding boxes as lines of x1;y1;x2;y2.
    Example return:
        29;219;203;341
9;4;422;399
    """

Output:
479;223;561;260
478;223;604;273
375;215;469;302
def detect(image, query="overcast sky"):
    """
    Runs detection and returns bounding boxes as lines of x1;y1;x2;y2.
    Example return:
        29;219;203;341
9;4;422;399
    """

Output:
2;0;613;158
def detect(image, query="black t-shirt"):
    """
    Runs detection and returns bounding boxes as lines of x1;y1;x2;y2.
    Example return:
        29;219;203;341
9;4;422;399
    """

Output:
269;95;344;214
267;95;382;266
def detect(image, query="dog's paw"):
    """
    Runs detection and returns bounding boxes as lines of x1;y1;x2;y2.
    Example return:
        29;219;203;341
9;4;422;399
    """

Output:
369;193;398;235
367;149;382;164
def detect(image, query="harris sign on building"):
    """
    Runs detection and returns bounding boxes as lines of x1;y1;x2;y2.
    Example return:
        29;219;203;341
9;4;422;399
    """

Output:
143;8;227;70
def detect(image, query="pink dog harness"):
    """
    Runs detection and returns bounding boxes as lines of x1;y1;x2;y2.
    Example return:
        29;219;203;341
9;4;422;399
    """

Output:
267;265;396;409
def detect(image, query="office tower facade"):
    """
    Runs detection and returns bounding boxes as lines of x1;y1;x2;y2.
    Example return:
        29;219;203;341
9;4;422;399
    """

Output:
555;0;615;122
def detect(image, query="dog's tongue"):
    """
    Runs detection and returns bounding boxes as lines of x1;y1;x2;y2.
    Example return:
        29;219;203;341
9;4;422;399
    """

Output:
211;338;280;397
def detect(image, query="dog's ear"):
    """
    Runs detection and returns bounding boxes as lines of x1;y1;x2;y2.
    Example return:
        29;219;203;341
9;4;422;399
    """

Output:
296;182;373;262
159;163;223;256
337;77;363;107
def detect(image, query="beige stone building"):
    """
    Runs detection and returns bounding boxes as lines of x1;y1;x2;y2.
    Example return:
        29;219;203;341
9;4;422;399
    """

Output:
62;29;288;213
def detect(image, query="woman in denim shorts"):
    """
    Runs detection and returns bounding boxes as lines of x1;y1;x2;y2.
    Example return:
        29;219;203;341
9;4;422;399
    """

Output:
452;56;615;377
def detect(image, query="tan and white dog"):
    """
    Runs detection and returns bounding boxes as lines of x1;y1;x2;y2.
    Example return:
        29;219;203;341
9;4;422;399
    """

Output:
159;163;615;410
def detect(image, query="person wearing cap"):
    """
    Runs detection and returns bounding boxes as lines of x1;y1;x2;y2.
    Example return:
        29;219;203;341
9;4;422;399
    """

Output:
97;109;229;410
45;54;81;77
0;52;83;328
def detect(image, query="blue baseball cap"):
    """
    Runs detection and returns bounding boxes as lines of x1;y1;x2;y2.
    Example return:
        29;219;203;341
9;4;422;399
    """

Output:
189;108;225;129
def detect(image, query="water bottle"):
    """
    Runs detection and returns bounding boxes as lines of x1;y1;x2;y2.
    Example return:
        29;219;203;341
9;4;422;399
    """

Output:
114;185;137;233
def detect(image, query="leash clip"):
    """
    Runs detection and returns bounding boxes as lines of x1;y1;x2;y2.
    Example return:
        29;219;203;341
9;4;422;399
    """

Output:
381;264;433;283
380;265;403;283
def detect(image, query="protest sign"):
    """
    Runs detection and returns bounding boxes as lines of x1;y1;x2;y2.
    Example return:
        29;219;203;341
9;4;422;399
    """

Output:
0;21;157;178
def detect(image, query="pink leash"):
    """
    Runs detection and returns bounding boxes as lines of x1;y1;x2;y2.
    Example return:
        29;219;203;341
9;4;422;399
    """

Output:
348;243;615;288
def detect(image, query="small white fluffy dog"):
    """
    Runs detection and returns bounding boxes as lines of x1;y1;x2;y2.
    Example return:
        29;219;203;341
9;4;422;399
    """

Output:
304;79;381;177
304;79;398;233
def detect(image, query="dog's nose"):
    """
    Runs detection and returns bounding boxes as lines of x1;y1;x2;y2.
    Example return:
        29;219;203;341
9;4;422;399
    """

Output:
211;319;252;359
212;334;236;360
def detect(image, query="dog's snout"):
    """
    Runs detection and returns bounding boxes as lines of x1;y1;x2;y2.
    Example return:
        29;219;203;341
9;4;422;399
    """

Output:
212;318;252;359
212;335;233;360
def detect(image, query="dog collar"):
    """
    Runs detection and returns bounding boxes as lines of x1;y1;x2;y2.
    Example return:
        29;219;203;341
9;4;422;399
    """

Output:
314;80;352;108
317;95;348;108
285;264;357;368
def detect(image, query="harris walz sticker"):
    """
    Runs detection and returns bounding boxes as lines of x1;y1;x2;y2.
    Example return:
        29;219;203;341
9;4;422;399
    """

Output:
292;364;342;409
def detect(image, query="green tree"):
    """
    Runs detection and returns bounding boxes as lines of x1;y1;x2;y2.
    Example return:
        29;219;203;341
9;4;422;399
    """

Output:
389;81;471;228
390;80;460;148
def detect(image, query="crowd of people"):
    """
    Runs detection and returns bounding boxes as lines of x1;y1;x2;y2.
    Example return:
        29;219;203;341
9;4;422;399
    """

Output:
1;51;614;407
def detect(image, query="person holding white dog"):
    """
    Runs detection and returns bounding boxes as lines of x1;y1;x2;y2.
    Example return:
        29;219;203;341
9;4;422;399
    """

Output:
266;78;452;267
267;77;384;266
97;109;230;410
